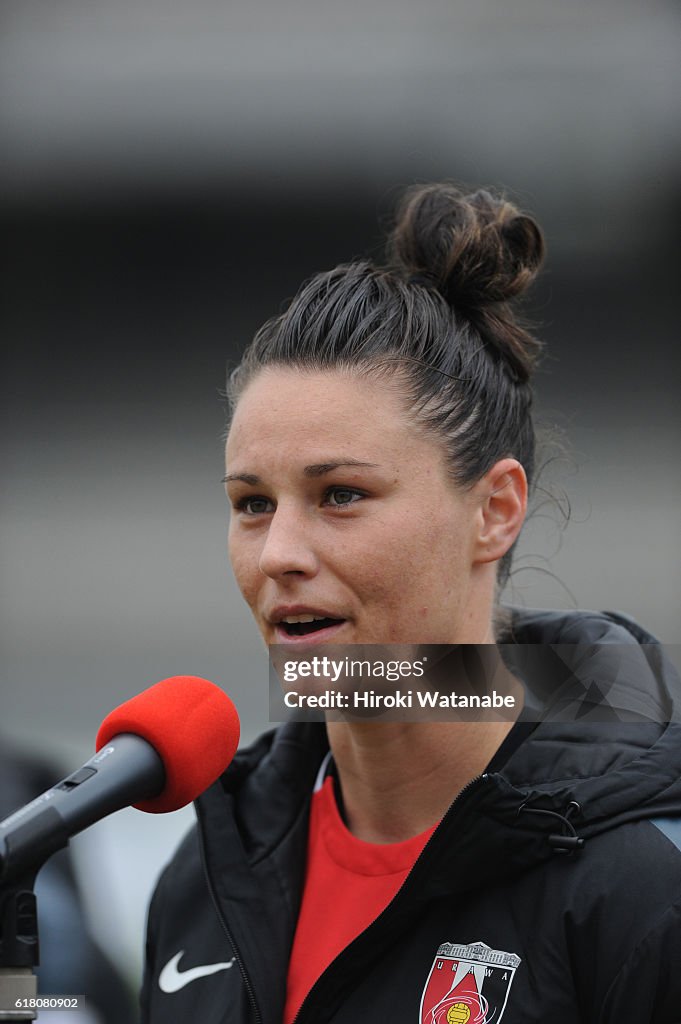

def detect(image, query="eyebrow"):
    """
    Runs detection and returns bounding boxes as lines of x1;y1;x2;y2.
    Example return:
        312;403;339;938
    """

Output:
222;460;379;485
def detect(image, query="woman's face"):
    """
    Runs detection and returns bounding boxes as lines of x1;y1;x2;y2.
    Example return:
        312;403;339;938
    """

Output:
225;367;494;647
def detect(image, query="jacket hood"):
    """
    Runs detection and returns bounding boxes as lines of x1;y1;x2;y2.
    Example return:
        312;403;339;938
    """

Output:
498;607;681;838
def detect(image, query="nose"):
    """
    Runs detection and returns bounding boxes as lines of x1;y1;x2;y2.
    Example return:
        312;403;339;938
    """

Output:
258;503;320;580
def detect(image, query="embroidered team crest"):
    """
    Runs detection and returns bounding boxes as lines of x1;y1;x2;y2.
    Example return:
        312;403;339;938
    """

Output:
420;940;521;1024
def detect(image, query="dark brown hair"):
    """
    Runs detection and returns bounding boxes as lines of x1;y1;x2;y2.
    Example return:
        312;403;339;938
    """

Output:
228;183;546;584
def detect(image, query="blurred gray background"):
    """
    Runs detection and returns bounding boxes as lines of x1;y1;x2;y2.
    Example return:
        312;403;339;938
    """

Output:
2;0;680;1001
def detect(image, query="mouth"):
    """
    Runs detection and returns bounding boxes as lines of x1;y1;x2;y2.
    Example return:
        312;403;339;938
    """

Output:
272;613;348;644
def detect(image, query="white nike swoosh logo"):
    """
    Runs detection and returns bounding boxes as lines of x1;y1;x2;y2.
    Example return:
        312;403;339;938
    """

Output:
159;950;236;993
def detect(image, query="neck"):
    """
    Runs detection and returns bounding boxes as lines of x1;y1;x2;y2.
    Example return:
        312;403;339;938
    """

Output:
326;719;514;843
325;647;523;843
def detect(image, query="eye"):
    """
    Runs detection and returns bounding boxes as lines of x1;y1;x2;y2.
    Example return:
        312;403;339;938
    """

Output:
324;487;365;508
235;495;274;515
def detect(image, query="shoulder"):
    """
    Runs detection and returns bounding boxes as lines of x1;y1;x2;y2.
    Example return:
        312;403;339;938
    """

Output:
592;822;681;1019
556;815;681;1016
505;604;663;643
147;722;328;924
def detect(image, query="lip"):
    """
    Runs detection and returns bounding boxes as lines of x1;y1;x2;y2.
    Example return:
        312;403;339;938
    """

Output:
266;605;349;645
268;604;347;624
272;619;349;645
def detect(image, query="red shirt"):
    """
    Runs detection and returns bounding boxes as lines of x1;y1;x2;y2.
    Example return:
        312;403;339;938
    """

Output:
283;775;436;1023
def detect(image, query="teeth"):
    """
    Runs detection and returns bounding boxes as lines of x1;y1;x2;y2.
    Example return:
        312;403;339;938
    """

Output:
282;614;327;624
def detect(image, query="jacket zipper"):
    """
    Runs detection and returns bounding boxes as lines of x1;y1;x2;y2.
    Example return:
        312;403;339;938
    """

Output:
291;772;491;1024
197;814;263;1024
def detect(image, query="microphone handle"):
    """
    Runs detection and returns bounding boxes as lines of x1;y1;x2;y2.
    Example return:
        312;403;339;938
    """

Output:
0;734;164;884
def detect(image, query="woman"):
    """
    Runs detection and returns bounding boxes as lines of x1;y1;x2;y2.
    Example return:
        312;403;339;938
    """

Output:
141;184;681;1023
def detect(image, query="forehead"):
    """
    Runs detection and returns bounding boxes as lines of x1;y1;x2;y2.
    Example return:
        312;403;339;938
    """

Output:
226;367;434;467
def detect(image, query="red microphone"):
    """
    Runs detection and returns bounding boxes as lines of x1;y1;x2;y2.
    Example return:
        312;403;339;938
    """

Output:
0;676;240;883
96;674;240;813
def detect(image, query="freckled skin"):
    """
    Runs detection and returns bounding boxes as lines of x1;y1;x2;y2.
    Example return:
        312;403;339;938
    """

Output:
225;368;496;646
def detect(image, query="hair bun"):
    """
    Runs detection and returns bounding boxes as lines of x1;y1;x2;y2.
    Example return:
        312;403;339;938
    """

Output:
388;183;545;311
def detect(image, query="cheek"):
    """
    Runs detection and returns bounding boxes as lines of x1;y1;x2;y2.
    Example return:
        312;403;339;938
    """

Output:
228;529;260;604
349;536;429;609
356;512;467;607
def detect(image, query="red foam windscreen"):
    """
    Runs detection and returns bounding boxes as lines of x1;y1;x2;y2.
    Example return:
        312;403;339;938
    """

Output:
95;675;240;813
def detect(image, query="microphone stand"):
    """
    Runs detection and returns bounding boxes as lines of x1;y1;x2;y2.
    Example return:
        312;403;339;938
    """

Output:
0;735;165;1021
0;872;39;1021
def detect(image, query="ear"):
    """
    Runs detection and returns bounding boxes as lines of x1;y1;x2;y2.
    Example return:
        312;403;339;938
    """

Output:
471;458;528;565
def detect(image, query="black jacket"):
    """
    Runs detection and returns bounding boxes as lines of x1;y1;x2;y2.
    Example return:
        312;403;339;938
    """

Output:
141;609;681;1023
